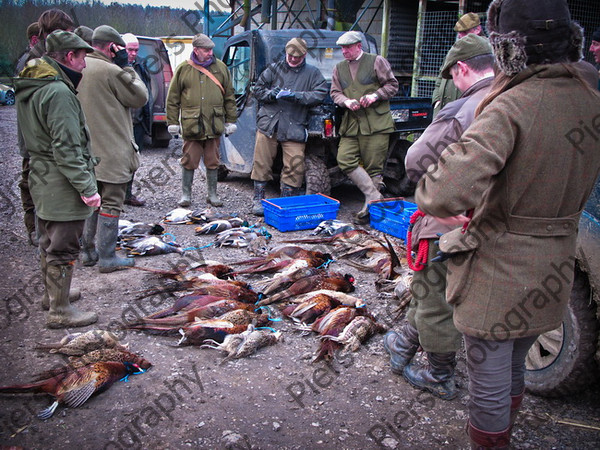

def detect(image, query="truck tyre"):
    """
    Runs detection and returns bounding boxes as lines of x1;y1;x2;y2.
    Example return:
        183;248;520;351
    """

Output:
383;139;416;197
305;153;331;195
525;266;599;397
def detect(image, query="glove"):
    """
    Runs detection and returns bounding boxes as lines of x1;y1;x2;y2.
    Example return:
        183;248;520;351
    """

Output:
81;193;101;207
224;123;237;136
269;86;282;100
276;89;296;100
112;49;129;68
168;124;180;137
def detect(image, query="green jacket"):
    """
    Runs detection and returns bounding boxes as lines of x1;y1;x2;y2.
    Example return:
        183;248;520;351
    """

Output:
14;57;97;222
416;64;600;340
167;59;237;140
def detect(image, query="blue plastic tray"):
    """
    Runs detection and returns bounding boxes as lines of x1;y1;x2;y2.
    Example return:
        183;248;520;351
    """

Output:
262;194;340;232
369;198;418;241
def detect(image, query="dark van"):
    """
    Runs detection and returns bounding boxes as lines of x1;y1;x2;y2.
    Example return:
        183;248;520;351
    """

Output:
136;36;173;147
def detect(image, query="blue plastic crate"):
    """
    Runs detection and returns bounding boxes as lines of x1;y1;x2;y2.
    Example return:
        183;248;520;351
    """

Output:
369;198;418;241
262;194;340;232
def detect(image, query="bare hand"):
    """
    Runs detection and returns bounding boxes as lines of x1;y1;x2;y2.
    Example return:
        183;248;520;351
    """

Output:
344;99;361;111
359;93;378;108
81;193;101;207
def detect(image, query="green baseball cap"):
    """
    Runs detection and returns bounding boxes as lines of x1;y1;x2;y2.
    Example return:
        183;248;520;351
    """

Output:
45;30;94;53
441;34;492;79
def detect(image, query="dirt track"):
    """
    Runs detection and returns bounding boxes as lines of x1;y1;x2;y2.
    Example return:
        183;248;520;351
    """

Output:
0;104;599;449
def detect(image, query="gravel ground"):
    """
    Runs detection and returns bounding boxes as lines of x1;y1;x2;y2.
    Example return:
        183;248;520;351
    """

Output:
0;104;599;449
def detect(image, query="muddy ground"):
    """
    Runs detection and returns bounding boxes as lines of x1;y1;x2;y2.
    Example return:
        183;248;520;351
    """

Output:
0;105;599;449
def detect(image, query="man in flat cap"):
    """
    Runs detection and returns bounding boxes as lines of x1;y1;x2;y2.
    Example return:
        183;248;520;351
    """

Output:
78;25;148;273
432;12;486;116
16;9;75;248
15;30;100;328
250;37;328;215
166;33;237;209
384;34;494;401
330;30;399;224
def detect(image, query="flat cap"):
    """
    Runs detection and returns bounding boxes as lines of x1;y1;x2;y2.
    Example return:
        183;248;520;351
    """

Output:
192;33;215;49
285;37;307;56
74;26;93;45
336;31;362;46
46;30;94;53
441;34;492;78
454;12;481;32
93;25;126;46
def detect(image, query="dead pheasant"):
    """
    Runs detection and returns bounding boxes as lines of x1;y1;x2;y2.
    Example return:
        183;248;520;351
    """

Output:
307;306;358;361
125;300;255;329
129;260;234;281
325;316;388;351
146;294;224;319
177;319;250;346
135;277;259;303
0;362;144;419
232;245;332;267
35;330;128;356
256;271;355;306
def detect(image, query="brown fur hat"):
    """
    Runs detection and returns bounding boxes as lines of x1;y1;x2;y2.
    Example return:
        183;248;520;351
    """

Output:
486;0;583;76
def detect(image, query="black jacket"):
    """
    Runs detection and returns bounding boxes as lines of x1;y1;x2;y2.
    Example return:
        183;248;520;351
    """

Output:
254;58;327;142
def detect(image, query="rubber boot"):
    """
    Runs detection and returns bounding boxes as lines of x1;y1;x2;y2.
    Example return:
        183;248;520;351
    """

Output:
206;168;223;207
281;183;302;197
509;391;524;434
81;210;99;267
467;421;510;449
46;262;97;329
383;322;420;374
403;351;458;400
252;181;266;216
346;166;383;224
40;253;80;310
178;168;194;207
97;213;134;273
371;174;385;193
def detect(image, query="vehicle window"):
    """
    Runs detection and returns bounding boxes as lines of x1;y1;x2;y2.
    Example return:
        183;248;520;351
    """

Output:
224;43;251;96
304;47;344;82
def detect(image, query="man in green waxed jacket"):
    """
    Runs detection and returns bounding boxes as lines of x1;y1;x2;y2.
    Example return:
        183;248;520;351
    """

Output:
15;30;100;329
331;31;399;224
166;33;237;208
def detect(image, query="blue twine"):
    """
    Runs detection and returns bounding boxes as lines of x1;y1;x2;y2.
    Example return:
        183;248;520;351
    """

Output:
182;242;215;252
255;326;278;333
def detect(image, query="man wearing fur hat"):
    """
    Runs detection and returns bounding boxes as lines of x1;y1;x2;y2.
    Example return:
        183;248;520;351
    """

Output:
432;12;486;116
330;30;399;224
250;37;328;216
78;25;149;273
415;0;600;447
385;34;495;402
166;33;237;209
15;30;100;328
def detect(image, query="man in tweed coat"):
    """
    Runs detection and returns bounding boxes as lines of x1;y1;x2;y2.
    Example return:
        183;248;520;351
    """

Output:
415;0;600;447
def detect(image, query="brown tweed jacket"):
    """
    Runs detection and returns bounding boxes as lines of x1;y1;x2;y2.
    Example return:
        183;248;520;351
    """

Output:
416;64;600;340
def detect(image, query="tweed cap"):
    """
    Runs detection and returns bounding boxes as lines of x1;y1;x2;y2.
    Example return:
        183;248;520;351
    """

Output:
454;12;481;32
74;26;93;45
441;34;492;78
285;37;307;56
192;33;215;49
336;31;362;46
93;25;126;46
46;30;94;53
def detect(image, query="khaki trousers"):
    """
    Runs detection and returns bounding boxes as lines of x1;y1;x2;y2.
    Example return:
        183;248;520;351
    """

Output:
337;133;389;176
181;138;220;170
251;131;305;188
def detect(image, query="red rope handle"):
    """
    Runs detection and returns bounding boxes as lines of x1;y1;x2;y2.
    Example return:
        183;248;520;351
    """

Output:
406;210;429;271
